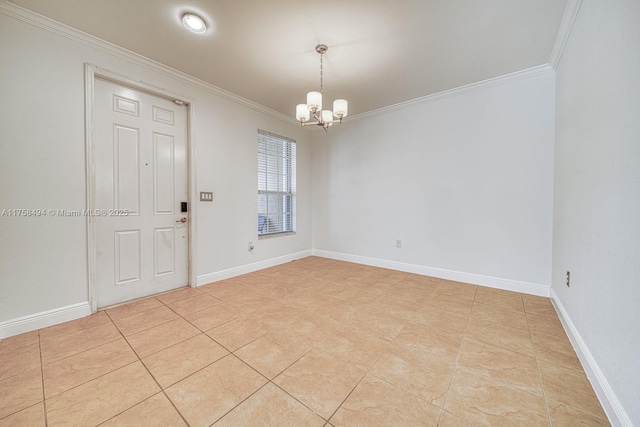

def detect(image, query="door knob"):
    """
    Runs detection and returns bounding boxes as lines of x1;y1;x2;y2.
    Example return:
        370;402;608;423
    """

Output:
176;217;187;223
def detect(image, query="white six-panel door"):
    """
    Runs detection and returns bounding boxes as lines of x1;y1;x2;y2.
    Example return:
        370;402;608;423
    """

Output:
94;78;188;308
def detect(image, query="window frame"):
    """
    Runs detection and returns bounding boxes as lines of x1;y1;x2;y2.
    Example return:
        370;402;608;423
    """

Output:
257;129;296;238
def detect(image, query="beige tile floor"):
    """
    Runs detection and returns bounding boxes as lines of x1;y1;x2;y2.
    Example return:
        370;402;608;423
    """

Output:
0;257;610;426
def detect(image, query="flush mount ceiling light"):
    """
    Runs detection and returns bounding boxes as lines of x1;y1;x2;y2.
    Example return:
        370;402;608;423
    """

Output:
181;13;207;34
296;44;348;131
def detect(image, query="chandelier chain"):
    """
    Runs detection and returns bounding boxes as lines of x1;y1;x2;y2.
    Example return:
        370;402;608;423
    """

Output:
320;53;324;94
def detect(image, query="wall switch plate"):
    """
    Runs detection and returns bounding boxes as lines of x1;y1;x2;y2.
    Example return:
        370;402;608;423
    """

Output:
396;240;402;248
200;192;213;202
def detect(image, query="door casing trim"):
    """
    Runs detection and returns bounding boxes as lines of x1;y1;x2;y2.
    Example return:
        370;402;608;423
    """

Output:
84;63;198;312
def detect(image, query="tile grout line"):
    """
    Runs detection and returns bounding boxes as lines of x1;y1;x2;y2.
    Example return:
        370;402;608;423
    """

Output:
38;318;120;366
347;291;449;423
105;311;194;426
324;368;368;424
38;335;123;368
436;285;478;426
38;328;139;402
37;329;49;427
161;389;191;426
269;380;330;423
127;293;272;421
463;318;538;359
7;260;608;426
180;299;264;355
111;315;179;338
341;343;450;422
37;318;112;343
152;289;276;425
210;380;272;425
111;298;215;359
230;339;326;421
118;300;195;426
524;301;554;427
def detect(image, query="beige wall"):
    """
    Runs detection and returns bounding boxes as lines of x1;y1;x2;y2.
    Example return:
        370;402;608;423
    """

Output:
312;72;556;292
553;0;640;424
0;12;312;327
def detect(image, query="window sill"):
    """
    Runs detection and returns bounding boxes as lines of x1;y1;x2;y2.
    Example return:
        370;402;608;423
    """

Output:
258;231;296;240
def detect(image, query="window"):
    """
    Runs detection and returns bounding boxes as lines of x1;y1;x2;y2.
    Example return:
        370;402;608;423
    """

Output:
258;130;296;236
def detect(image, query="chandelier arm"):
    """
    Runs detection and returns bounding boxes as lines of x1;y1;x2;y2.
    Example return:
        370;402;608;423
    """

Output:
300;110;323;127
300;118;343;128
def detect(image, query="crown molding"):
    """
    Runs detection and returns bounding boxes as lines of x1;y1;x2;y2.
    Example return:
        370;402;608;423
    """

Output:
347;64;554;123
0;1;297;125
549;0;583;69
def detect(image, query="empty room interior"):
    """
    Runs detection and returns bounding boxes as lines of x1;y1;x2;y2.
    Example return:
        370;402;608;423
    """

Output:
0;0;638;426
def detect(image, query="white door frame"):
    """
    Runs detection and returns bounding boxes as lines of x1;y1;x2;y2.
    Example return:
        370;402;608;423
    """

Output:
84;63;198;313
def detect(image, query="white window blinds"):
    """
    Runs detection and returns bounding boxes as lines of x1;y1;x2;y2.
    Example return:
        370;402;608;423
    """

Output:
258;130;296;236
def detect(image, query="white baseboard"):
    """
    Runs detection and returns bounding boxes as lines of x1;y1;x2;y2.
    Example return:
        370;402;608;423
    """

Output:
196;250;312;286
311;250;550;297
0;302;92;339
550;289;632;427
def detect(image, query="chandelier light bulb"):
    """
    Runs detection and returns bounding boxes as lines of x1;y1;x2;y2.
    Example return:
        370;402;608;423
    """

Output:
321;110;333;124
333;99;348;118
307;91;322;112
296;104;310;122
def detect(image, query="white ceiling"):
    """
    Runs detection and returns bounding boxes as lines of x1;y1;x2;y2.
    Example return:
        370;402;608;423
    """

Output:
11;0;568;118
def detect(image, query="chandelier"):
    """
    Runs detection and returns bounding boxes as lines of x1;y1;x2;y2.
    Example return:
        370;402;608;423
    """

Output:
296;44;348;131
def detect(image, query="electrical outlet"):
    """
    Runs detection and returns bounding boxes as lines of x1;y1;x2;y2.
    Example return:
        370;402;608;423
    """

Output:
395;240;402;248
248;241;254;251
566;271;570;287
